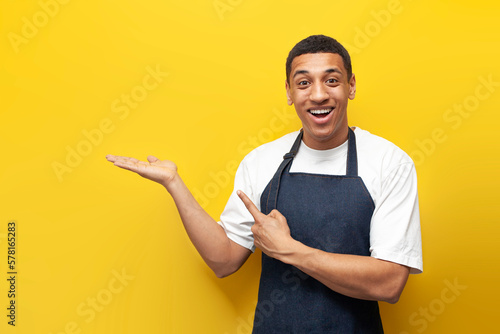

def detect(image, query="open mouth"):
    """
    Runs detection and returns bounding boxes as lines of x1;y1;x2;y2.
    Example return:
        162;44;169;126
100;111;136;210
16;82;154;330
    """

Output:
308;107;334;118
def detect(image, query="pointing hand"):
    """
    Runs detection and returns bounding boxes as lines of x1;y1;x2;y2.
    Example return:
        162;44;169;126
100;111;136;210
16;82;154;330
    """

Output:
237;190;295;260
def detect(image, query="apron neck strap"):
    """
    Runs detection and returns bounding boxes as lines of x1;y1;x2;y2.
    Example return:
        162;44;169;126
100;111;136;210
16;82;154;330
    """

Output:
346;127;358;177
283;129;303;160
283;128;358;177
263;127;358;213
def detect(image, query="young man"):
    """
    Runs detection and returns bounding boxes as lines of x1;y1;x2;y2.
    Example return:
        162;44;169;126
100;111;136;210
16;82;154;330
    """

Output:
107;35;422;333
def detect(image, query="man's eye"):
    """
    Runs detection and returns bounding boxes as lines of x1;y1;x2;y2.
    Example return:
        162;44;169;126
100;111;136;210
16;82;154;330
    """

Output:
327;78;338;84
298;80;309;86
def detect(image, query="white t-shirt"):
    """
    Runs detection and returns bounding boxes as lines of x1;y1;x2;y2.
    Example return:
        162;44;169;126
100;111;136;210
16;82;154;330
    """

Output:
218;127;423;274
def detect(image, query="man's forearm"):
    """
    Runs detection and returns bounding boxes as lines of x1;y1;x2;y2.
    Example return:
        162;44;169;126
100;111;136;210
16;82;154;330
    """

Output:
166;174;251;278
279;241;410;304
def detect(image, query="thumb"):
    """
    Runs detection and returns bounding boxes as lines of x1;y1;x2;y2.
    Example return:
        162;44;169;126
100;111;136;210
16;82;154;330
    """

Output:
147;155;160;163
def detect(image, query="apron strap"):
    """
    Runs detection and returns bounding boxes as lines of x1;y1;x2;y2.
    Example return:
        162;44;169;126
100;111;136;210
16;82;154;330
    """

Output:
346;127;358;177
263;128;358;212
263;130;303;213
283;129;303;159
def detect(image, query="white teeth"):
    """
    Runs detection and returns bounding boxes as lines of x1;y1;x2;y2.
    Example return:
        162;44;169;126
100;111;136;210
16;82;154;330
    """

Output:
309;108;333;115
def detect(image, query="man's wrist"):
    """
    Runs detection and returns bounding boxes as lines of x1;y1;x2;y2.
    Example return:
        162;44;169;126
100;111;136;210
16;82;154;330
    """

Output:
278;239;308;266
163;172;182;192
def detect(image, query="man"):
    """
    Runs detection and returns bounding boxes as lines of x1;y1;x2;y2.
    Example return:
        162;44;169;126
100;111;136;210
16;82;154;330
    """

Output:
106;35;422;333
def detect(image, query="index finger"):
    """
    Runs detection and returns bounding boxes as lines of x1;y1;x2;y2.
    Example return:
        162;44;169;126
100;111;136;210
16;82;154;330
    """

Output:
237;190;264;220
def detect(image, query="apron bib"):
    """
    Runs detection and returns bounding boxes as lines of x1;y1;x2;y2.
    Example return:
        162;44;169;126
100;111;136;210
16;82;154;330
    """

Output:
253;128;384;333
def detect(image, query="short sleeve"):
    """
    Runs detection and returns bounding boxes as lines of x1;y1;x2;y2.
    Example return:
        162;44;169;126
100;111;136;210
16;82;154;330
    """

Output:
217;158;257;252
369;162;423;274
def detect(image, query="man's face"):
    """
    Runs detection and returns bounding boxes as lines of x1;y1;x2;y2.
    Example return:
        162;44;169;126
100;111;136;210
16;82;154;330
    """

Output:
286;53;356;150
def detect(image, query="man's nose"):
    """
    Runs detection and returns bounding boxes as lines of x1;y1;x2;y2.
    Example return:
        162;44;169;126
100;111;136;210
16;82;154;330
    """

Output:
309;83;329;103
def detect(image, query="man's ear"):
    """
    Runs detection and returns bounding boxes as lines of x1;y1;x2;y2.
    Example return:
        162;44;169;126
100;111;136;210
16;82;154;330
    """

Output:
348;74;356;100
285;80;293;106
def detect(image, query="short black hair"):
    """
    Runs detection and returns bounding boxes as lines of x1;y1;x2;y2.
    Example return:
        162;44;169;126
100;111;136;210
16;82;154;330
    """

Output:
286;35;352;84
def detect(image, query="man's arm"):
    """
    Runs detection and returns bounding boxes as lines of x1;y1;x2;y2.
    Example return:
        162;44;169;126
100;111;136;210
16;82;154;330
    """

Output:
237;190;409;304
106;155;251;278
280;244;409;304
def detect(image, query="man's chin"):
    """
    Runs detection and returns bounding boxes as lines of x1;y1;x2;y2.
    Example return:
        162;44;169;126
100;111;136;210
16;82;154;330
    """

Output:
302;127;348;149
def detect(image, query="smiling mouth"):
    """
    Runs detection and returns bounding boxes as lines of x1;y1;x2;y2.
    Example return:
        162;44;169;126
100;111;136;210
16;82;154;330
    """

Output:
308;107;334;117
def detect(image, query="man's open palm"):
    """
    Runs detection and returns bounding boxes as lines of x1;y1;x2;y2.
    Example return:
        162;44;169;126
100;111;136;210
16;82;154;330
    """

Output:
106;155;178;187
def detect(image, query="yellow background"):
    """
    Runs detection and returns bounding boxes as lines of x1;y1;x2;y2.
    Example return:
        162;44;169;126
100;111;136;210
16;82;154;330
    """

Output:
1;0;499;333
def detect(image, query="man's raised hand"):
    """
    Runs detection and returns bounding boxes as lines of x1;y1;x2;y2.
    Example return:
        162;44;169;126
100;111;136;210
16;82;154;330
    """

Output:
106;155;178;188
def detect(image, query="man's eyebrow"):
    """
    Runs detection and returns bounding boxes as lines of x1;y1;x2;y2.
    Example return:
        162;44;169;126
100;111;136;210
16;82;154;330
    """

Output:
325;68;343;75
292;68;343;79
292;70;309;79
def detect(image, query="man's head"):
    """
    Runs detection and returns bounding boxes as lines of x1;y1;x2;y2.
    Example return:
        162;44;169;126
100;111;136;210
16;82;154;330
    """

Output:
285;35;356;150
286;35;352;85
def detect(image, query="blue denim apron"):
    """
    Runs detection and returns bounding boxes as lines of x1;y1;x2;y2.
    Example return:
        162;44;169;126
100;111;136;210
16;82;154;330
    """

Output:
253;128;384;333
